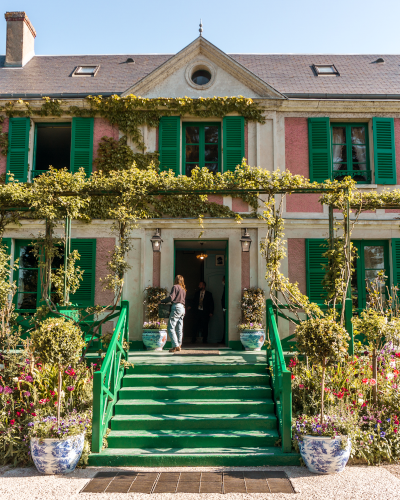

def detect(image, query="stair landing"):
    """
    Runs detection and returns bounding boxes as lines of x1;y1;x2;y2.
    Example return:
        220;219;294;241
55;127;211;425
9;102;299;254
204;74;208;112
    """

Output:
88;350;300;467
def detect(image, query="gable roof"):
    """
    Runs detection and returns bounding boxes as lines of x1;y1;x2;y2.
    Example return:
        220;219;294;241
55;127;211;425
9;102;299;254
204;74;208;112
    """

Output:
1;50;400;99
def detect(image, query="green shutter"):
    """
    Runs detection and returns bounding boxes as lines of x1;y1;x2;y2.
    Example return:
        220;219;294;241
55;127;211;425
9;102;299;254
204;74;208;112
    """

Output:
70;117;94;176
2;238;11;255
392;239;400;290
159;116;180;174
373;117;396;184
306;239;329;304
6;117;30;183
308;117;331;182
223;116;245;172
70;239;96;308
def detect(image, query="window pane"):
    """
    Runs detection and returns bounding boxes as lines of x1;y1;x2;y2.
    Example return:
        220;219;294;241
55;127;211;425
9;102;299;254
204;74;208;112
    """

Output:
351;127;366;145
364;246;385;269
17;293;37;309
185;164;197;177
353;163;367;172
186;145;199;162
365;270;386;292
52;250;64;270
77;66;97;74
205;145;218;162
35;125;72;172
185;127;199;144
205;163;218;174
205;126;219;143
332;127;346;144
352;145;366;163
332;145;347;163
18;269;38;293
19;246;37;268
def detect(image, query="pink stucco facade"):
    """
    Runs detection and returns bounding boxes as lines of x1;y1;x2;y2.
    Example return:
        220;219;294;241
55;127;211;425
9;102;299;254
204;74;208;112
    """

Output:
94;237;116;306
285;117;323;213
207;195;223;205
288;238;306;295
92;118;119;170
232;198;249;212
0;117;9;176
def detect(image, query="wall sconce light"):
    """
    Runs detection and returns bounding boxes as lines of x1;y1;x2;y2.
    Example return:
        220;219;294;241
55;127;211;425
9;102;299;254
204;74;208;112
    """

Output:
150;228;163;252
240;228;252;252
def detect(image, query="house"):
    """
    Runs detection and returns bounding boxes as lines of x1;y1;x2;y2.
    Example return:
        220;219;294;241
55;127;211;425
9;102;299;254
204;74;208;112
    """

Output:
1;11;400;465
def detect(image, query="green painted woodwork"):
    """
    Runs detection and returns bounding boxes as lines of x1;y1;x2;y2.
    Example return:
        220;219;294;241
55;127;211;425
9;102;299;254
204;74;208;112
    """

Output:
70;239;96;308
308;117;331;182
6;117;30;183
129;340;145;351
373;117;396;184
222;116;245;172
159;116;180;174
70;117;94;176
228;340;243;350
306;239;329;304
118;385;271;400
2;238;11;255
92;300;129;453
122;372;270;387
182;122;221;175
266;299;292;453
392;239;400;291
331;123;371;184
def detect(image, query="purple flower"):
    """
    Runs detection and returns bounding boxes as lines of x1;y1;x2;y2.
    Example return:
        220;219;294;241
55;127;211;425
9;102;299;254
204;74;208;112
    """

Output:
24;391;31;397
381;431;386;438
24;375;33;382
66;386;75;392
0;386;3;393
4;386;12;394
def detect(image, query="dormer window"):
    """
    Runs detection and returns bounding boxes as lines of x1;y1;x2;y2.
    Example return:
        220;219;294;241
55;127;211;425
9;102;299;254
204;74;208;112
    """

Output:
191;69;211;85
312;64;339;76
72;65;99;77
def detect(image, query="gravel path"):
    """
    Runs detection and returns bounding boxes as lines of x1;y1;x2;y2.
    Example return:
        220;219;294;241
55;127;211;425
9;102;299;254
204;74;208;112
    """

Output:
1;465;400;500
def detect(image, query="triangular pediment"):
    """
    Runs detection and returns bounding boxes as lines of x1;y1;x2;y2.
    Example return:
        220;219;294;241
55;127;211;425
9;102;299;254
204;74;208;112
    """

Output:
121;37;285;99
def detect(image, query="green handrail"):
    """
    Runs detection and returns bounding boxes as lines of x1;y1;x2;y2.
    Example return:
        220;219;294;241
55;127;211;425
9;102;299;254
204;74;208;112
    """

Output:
266;299;292;453
92;300;129;453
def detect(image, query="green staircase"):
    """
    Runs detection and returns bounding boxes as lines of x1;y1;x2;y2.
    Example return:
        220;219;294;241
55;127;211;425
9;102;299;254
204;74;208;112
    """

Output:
89;357;300;466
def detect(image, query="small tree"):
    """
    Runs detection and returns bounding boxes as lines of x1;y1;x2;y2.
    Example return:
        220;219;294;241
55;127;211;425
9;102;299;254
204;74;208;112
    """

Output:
241;287;265;325
295;314;349;424
30;318;85;425
144;286;168;322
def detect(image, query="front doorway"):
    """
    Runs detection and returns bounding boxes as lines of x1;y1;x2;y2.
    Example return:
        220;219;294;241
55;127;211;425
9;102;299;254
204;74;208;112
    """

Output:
174;240;228;347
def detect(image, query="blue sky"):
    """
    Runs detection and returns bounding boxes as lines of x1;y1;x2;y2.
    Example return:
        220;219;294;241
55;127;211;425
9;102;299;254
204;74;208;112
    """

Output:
2;0;400;55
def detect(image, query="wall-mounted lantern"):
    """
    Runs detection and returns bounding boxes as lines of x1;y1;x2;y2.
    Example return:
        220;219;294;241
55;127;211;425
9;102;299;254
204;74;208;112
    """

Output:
240;228;252;252
150;228;163;252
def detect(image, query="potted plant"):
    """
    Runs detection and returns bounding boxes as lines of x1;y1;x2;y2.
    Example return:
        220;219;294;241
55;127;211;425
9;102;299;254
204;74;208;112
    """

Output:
143;287;168;350
238;288;265;351
295;314;350;474
29;317;86;474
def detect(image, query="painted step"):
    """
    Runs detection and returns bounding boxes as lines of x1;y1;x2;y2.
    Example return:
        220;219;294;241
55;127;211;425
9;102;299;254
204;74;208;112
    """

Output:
122;372;270;387
88;447;301;467
115;399;275;415
125;363;268;375
106;429;279;449
111;413;278;431
118;385;271;400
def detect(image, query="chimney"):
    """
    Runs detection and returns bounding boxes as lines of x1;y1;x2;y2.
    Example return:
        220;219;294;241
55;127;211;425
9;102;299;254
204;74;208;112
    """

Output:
4;11;36;67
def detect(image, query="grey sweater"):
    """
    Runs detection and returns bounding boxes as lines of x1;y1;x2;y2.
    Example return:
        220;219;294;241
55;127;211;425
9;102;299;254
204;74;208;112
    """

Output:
160;285;186;306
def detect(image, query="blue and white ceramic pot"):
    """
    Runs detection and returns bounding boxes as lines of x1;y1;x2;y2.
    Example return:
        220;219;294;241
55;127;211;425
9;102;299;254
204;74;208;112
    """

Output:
240;329;265;351
299;435;351;474
30;433;85;475
142;329;168;351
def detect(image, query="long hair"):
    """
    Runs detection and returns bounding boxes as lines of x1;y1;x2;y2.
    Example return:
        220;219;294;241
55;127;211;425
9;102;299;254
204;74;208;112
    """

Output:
174;275;186;291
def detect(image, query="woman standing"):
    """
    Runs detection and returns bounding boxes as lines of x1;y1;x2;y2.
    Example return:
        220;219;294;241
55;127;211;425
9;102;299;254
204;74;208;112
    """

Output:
160;275;186;353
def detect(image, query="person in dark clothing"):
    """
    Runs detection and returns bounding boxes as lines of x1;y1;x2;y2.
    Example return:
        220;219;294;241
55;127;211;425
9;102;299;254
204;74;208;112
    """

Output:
190;281;214;343
160;275;186;353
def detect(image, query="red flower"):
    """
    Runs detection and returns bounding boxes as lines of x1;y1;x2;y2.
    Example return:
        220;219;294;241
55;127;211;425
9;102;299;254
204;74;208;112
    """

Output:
337;392;344;399
65;368;76;377
395;429;398;434
31;412;37;416
50;391;56;397
16;411;21;417
291;374;295;380
10;419;15;425
362;378;369;384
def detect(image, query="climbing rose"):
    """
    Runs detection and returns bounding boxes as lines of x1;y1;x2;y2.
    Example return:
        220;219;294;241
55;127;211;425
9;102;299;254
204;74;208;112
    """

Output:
370;379;377;386
10;419;15;425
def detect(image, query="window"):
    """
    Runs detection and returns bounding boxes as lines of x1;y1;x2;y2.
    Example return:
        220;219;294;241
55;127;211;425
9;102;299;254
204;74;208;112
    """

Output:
331;123;371;184
183;123;221;176
313;64;339;76
33;123;72;179
14;240;64;310
351;241;389;310
191;69;211;85
72;65;99;77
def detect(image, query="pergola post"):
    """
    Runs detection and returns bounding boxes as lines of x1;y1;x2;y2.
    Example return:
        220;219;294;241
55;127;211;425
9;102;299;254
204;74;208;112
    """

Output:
344;188;354;355
63;216;71;305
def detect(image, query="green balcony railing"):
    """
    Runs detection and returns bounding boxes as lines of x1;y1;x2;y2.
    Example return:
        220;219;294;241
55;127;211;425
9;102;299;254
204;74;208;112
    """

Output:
266;299;292;453
92;300;129;453
332;169;372;184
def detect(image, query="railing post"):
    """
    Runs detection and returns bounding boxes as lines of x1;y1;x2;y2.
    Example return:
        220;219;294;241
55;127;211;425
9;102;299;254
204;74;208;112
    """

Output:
281;371;292;452
122;300;129;360
345;297;354;356
92;371;103;453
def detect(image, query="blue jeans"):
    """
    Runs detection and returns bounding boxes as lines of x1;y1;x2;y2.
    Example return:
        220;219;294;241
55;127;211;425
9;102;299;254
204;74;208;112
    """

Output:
167;303;185;348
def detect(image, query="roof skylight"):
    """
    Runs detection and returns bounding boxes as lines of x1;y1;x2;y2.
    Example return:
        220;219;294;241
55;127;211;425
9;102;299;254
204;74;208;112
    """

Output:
72;65;99;77
312;64;339;76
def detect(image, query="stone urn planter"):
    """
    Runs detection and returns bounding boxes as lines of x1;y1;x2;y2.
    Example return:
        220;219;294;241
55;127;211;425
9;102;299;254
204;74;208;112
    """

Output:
142;328;168;351
30;433;85;475
240;328;266;351
298;435;351;474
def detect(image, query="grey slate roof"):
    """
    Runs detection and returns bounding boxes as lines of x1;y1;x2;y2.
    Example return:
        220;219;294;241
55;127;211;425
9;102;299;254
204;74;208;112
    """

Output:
1;53;400;98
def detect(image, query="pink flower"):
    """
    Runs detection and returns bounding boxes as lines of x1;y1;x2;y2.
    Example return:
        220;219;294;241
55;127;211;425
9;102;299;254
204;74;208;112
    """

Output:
370;379;377;386
39;398;50;404
299;384;304;389
10;419;15;425
362;378;369;384
66;386;75;392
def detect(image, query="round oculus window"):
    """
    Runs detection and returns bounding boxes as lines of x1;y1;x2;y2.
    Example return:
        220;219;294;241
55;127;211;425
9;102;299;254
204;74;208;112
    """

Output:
191;69;212;86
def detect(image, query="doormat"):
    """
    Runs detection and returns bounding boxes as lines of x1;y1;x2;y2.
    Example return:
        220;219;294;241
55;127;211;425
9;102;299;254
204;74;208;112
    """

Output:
81;471;295;494
174;350;220;355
